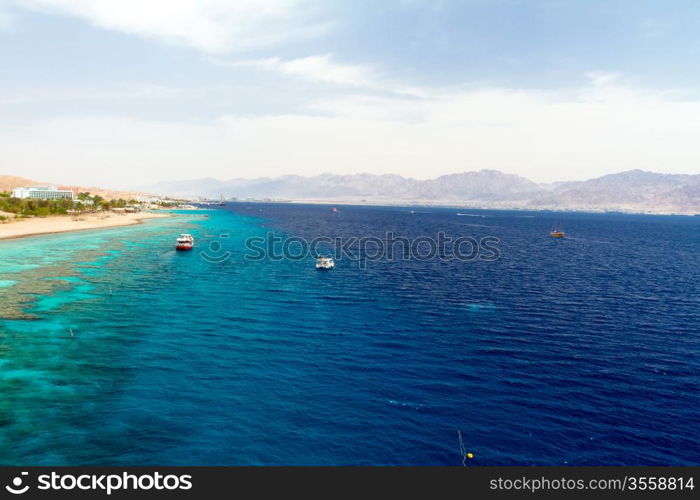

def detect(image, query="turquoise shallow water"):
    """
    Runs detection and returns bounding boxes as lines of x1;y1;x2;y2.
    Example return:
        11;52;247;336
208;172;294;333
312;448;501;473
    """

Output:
0;206;698;465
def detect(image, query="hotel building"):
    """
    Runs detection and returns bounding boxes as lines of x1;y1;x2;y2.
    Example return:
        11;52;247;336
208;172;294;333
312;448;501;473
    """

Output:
12;186;76;201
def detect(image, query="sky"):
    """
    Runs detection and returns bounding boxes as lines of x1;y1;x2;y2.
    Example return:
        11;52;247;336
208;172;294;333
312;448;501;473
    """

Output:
1;0;700;188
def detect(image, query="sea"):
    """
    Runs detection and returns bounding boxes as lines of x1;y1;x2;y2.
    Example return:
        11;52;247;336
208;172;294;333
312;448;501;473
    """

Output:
0;204;698;465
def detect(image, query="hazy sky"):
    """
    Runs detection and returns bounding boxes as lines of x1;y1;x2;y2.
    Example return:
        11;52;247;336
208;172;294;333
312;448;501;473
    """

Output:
1;0;700;188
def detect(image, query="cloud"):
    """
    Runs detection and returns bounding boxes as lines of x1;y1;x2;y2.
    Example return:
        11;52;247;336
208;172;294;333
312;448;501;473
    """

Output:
4;75;700;187
218;54;377;87
14;0;328;52
214;54;428;98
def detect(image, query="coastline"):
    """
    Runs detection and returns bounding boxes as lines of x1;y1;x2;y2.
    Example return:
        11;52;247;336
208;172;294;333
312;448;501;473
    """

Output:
0;211;172;241
277;199;699;217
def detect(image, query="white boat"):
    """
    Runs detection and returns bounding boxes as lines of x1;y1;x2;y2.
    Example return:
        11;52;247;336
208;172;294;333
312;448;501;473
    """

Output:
315;256;335;270
176;233;194;251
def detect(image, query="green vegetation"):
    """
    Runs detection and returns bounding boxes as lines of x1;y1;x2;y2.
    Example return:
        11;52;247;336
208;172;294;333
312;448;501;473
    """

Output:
0;191;140;217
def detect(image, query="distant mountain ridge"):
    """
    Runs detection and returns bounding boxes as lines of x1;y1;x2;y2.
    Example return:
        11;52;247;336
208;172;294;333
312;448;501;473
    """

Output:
0;175;40;192
146;169;700;214
148;170;547;201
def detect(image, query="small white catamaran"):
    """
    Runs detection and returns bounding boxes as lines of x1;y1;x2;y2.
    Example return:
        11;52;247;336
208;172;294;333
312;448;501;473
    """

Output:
315;256;335;270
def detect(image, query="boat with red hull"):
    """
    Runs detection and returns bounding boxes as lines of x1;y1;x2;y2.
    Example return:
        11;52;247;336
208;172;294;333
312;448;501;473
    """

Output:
176;234;194;251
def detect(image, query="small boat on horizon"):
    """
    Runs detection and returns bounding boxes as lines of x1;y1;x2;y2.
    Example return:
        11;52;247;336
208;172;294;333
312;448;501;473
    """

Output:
316;256;335;270
550;229;565;238
176;233;194;251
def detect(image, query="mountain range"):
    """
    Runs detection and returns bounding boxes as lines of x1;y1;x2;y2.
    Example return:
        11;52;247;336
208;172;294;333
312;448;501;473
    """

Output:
3;170;698;214
146;169;700;214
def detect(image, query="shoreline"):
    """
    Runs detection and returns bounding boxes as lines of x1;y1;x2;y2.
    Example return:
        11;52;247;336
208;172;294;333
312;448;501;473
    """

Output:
227;198;699;217
290;200;698;217
0;212;172;242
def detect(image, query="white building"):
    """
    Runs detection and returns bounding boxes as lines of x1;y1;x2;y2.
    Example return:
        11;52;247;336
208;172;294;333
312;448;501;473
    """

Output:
12;186;75;201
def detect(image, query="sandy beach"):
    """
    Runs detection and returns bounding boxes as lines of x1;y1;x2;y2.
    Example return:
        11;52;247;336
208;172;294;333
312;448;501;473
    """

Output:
0;212;171;241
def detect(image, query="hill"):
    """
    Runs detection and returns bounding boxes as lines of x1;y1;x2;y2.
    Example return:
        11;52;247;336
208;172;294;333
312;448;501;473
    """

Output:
145;169;700;214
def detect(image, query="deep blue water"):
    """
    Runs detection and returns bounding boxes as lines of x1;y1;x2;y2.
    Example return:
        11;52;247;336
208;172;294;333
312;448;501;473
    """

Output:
0;204;698;465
